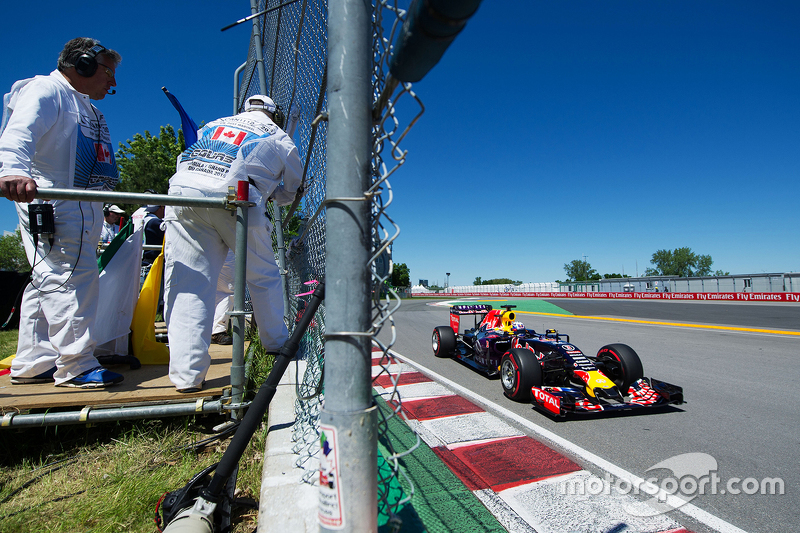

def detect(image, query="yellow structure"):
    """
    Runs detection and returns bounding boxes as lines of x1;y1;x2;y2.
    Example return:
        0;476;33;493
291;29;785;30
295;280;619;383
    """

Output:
131;250;170;364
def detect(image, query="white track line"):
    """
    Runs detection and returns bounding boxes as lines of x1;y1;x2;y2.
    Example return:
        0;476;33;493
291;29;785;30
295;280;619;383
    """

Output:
390;350;750;533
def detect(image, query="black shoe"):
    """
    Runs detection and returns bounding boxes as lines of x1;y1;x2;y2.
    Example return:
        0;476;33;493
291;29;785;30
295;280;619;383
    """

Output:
177;381;205;393
211;333;233;345
10;367;56;384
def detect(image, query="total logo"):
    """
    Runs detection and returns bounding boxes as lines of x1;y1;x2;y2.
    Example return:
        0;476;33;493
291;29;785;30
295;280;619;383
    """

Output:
532;387;561;414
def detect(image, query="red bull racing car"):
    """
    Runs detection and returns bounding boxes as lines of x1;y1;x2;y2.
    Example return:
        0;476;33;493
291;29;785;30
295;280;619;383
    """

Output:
431;304;683;416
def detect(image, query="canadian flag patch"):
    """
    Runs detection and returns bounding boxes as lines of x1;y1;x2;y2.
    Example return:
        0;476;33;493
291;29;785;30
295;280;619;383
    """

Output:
94;142;110;163
211;127;247;146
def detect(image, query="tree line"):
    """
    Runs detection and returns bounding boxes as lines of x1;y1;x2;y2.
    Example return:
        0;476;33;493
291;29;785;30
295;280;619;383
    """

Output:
563;247;730;282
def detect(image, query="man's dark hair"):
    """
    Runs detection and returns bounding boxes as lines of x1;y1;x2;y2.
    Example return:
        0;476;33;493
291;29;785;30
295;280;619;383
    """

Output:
57;37;122;71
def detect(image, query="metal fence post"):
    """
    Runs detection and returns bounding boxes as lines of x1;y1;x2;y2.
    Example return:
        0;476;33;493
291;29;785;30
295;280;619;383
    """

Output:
249;0;291;320
320;0;377;531
230;181;252;420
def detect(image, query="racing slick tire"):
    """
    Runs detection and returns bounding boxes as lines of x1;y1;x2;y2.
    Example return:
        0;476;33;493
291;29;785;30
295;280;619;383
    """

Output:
500;348;543;402
597;343;644;391
432;326;456;358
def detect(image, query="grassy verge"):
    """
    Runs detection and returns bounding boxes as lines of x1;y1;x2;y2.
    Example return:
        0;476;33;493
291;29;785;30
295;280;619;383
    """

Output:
0;329;17;360
0;328;272;533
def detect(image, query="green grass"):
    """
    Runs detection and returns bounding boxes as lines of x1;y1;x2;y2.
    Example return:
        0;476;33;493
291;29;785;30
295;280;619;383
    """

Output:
1;329;18;360
0;327;273;533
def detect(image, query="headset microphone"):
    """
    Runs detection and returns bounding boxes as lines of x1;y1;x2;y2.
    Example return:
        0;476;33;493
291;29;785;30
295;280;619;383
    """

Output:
107;89;116;95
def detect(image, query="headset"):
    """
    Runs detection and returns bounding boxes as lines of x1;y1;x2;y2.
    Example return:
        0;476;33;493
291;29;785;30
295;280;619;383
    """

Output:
245;96;285;128
74;44;107;78
273;104;285;129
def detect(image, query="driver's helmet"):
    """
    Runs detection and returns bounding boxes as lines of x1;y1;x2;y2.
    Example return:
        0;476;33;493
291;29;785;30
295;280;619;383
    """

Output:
512;321;526;332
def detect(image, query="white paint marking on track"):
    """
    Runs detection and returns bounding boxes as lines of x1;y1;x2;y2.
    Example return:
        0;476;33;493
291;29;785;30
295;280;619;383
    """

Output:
473;488;538;533
389;350;751;533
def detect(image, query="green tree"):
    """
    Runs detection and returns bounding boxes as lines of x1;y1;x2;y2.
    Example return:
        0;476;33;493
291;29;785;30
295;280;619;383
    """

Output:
282;210;306;238
391;262;410;288
480;278;521;285
603;273;629;279
695;254;713;276
115;125;186;213
645;247;715;277
564;259;600;281
0;229;30;272
473;276;482;286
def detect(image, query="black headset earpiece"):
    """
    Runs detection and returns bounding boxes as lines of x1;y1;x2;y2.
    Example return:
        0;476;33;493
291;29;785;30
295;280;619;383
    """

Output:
103;204;110;217
74;45;107;78
273;104;285;129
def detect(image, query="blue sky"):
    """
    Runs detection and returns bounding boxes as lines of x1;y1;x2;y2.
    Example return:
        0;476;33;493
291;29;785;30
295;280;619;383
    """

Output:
2;1;799;286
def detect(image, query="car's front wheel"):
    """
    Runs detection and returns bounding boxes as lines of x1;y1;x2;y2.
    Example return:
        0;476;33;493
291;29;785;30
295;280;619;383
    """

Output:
596;343;644;390
500;348;543;401
432;326;456;358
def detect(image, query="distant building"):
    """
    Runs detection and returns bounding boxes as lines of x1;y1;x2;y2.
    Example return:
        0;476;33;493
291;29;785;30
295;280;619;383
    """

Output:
419;279;429;288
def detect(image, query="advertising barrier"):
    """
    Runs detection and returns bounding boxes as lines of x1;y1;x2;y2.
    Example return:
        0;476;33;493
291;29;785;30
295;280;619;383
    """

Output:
422;292;800;303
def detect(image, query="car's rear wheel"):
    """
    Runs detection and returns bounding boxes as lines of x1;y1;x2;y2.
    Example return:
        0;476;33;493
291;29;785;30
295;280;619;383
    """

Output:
596;343;644;390
432;326;456;358
500;348;543;401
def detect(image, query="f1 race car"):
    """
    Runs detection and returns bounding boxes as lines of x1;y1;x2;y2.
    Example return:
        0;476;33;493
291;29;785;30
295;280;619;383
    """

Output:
431;304;683;416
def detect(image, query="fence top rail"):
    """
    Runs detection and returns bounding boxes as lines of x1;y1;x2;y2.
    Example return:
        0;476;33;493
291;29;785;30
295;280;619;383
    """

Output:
34;188;231;210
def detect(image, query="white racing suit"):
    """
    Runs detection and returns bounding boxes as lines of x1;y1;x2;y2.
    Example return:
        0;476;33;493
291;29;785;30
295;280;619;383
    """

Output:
213;250;235;336
163;110;302;390
0;70;119;384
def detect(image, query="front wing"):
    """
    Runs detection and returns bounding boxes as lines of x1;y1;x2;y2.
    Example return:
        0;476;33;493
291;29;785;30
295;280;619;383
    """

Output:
531;378;684;417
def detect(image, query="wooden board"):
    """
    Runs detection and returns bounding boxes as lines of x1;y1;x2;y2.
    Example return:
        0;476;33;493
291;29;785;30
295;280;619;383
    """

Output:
0;343;236;412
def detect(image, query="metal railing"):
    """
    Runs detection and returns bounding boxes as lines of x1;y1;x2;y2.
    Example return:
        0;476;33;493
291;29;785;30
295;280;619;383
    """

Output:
0;185;252;428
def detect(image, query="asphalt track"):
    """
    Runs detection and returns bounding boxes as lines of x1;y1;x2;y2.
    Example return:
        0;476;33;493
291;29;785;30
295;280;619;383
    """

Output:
378;297;800;533
545;299;800;332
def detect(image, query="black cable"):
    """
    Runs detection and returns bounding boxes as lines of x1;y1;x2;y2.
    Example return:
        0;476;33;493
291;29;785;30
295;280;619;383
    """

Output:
28;102;103;295
28;201;86;295
0;489;86;521
0;459;78;506
173;421;241;453
1;273;30;329
0;422;237;516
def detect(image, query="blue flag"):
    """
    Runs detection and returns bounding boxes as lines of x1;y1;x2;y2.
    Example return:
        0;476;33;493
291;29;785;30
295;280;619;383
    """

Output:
162;87;199;146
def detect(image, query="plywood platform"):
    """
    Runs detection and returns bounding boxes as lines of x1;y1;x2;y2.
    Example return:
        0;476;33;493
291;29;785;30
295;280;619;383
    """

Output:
0;343;236;413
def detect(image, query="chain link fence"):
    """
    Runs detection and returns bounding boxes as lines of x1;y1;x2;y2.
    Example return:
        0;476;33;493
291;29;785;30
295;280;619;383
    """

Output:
238;0;423;527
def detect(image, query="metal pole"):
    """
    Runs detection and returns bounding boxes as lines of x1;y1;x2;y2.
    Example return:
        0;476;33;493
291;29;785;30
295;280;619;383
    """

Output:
250;0;291;321
1;400;225;428
35;188;228;210
229;182;253;420
250;0;268;92
233;61;247;114
321;1;376;531
272;198;289;318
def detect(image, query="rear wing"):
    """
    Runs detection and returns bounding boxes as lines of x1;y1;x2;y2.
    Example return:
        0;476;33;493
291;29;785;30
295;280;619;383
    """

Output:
449;304;492;333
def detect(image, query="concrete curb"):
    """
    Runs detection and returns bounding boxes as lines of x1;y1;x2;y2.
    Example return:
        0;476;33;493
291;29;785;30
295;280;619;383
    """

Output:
258;359;319;532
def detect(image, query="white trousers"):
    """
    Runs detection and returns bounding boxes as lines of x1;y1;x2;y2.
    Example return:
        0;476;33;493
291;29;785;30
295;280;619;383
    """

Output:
213;250;235;335
163;187;287;389
11;199;103;384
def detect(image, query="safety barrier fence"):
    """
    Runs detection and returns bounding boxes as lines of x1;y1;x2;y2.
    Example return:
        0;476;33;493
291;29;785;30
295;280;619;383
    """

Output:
423;291;800;302
233;0;431;529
